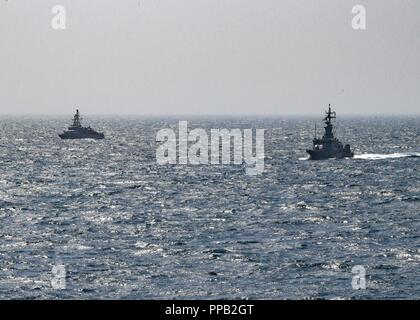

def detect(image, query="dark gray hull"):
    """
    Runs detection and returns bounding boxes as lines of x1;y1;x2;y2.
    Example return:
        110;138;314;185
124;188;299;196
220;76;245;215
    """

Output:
306;149;354;160
59;129;104;140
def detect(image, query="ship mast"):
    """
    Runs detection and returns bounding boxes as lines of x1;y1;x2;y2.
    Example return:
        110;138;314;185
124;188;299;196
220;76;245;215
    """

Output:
324;104;336;125
322;104;336;139
72;109;82;127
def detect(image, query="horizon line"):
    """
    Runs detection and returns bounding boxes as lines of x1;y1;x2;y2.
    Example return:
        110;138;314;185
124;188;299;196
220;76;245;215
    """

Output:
0;112;419;117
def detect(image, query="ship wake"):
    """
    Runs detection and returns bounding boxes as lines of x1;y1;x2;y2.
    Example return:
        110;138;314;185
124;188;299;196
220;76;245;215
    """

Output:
298;152;420;161
354;152;420;160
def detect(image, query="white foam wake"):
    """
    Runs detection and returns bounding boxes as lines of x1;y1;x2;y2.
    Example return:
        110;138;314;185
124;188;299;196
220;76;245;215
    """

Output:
354;152;420;160
298;152;420;161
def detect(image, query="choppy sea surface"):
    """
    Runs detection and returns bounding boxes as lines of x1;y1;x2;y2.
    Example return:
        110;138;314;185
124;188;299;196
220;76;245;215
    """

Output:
0;115;419;299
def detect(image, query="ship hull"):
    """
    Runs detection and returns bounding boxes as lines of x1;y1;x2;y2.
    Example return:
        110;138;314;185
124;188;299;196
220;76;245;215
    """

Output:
59;130;104;140
306;149;354;160
59;134;104;140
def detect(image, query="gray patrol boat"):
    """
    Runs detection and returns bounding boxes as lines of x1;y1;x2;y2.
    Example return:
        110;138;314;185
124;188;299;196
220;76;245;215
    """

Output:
306;105;353;160
59;109;104;140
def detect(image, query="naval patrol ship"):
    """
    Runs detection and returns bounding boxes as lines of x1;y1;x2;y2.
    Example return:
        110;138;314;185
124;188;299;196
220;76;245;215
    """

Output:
306;105;353;160
59;109;105;140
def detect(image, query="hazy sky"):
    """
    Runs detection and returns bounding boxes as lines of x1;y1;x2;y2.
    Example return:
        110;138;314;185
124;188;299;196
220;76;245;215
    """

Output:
0;0;419;115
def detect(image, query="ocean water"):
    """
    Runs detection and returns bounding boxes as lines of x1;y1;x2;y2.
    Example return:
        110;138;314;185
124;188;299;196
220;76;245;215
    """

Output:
0;115;419;299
